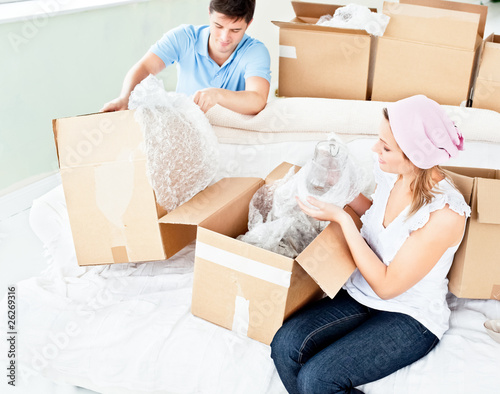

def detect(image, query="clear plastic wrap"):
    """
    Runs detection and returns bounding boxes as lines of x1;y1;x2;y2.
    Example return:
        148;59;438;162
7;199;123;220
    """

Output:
128;75;219;211
316;4;390;36
238;139;367;258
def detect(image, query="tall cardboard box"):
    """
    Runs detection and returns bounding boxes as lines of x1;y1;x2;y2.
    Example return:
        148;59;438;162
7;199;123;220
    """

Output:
53;111;231;266
372;0;487;106
472;34;500;113
444;166;500;300
272;1;375;100
190;163;359;345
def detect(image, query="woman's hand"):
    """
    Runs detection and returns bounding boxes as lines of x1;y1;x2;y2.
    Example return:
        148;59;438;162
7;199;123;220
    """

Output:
295;196;350;224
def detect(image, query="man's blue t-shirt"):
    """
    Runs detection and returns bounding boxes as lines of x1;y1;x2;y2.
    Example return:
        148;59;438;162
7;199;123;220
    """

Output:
150;24;271;96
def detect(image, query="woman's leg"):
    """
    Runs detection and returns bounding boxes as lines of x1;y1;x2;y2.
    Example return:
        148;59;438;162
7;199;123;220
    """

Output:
296;310;439;394
270;290;372;394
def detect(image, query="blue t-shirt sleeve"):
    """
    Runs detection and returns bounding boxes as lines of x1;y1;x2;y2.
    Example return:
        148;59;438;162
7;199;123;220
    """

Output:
149;24;192;66
243;41;271;84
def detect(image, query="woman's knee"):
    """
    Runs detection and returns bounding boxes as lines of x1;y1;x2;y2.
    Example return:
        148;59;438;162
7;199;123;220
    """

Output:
296;362;346;394
271;322;296;363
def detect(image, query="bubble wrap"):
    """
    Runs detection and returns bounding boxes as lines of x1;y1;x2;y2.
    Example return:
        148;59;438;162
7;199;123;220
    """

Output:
316;4;390;36
238;140;368;258
128;75;219;211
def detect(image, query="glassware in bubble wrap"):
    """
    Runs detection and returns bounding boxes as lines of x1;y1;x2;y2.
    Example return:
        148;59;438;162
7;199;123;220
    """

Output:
306;140;346;196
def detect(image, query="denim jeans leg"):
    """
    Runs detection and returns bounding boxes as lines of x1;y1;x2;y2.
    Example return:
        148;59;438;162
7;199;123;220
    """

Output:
270;290;371;394
295;309;439;394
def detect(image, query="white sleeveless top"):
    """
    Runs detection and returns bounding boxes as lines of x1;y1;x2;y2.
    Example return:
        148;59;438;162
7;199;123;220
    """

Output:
343;162;471;339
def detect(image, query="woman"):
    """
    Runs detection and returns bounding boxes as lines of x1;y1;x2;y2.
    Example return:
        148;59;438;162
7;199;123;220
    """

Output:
270;95;471;394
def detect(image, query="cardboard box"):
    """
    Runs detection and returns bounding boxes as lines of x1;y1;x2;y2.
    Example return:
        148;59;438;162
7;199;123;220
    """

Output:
53;110;249;266
472;34;500;113
372;0;487;106
272;1;375;100
444;166;500;300
191;162;359;345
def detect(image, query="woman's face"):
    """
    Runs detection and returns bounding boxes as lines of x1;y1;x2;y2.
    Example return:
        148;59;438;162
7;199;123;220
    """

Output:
372;118;414;174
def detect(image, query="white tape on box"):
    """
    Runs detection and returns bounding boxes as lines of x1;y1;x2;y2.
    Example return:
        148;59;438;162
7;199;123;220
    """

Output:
279;45;297;59
196;241;292;288
232;296;250;336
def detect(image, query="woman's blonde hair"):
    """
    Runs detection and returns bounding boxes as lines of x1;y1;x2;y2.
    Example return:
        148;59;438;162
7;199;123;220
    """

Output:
383;108;451;217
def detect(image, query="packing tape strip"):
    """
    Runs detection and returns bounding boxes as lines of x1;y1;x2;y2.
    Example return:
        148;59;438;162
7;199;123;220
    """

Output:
196;241;292;288
279;45;297;59
232;296;250;336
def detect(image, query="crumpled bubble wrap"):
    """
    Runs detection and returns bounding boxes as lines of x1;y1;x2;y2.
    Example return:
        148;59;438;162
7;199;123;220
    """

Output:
316;4;390;36
128;75;219;211
238;140;368;258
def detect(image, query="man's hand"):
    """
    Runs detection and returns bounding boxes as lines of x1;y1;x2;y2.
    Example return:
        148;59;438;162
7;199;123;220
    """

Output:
100;96;129;112
193;88;222;113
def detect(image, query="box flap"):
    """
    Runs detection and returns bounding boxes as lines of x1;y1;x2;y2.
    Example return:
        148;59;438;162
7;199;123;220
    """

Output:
296;222;356;298
53;110;145;169
271;20;369;36
159;177;263;225
383;2;481;50
476;178;500;225
400;0;487;39
291;1;376;18
265;162;298;185
477;38;500;83
291;1;342;19
442;167;476;205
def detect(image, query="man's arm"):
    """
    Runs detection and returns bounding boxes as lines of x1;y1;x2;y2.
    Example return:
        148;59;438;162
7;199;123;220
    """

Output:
100;52;166;112
193;76;270;115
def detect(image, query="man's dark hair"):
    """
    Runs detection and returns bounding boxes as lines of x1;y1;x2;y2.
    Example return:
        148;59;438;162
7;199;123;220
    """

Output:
209;0;255;23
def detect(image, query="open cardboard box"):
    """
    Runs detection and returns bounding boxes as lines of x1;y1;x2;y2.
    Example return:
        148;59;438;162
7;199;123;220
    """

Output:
372;0;487;106
53;110;253;266
191;162;360;345
444;166;500;300
272;1;376;100
472;34;500;113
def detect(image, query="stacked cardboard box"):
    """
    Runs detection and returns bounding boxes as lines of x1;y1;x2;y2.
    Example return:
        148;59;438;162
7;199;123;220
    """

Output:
372;0;487;106
272;1;375;100
472;34;500;113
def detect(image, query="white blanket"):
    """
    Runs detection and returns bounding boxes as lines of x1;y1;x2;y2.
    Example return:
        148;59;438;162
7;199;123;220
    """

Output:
206;97;500;145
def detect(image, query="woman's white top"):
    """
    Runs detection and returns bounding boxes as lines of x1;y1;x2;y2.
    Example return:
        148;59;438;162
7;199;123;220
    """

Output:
344;163;471;339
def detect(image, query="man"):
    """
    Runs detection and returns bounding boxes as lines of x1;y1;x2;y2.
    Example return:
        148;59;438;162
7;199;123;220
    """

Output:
101;0;270;115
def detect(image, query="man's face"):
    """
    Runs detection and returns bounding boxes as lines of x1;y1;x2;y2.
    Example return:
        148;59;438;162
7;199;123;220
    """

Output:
208;11;251;60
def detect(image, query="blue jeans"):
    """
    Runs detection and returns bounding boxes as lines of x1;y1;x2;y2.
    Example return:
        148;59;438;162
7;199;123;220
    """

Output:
271;289;439;394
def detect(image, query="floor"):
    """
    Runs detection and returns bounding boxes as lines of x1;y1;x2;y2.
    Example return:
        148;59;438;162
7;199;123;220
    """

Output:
1;2;500;393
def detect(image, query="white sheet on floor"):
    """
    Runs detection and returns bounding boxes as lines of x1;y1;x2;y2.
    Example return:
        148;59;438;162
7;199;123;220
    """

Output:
1;138;500;394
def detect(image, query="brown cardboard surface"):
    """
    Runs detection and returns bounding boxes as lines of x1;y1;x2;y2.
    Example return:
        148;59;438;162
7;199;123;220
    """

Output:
159;177;262;225
444;167;500;300
372;38;476;105
193;227;297;345
372;0;486;105
273;1;373;100
472;34;500;112
54;111;167;266
291;1;376;20
400;0;487;38
264;161;297;184
296;222;356;298
382;2;480;50
476;178;500;224
54;111;145;169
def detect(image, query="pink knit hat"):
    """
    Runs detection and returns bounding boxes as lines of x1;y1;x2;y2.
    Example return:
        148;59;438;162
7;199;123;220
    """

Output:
387;95;464;169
